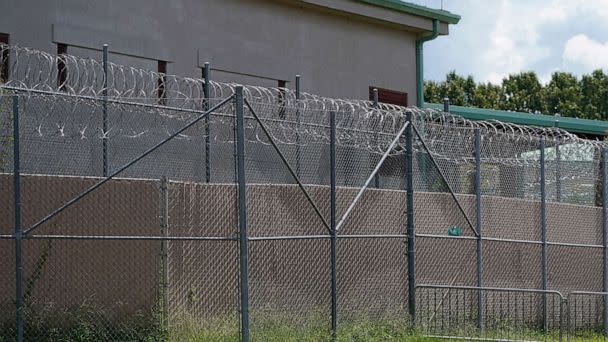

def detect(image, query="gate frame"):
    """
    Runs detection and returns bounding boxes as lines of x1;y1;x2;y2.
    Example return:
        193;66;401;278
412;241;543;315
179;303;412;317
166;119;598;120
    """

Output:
415;284;567;342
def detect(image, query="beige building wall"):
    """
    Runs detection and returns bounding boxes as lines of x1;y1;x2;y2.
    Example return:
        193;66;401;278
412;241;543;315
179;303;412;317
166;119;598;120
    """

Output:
0;0;432;103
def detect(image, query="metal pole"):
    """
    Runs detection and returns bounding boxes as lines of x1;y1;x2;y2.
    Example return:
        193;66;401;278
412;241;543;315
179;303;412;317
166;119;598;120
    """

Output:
566;297;571;342
102;44;109;177
474;129;484;331
330;110;338;341
159;177;169;333
554;117;561;202
373;88;380;189
540;138;548;333
443;97;450;113
235;86;250;342
204;62;211;183
373;88;379;107
560;298;566;342
602;148;608;336
406;111;416;321
295;75;301;179
13;95;24;342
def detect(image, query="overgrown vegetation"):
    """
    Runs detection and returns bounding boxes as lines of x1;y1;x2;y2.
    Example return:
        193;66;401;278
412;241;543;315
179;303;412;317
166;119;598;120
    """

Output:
163;316;441;342
0;309;437;342
0;304;165;342
2;308;608;341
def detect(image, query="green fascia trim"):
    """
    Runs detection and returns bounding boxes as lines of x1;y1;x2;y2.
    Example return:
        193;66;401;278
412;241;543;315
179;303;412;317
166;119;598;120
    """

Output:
358;0;461;24
426;103;608;136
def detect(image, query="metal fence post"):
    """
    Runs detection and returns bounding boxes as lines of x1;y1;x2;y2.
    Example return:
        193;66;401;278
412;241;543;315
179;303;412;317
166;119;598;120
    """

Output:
102;44;109;177
372;88;379;108
540;138;548;333
443;97;449;113
474;129;484;331
560;297;566;342
13;95;24;342
330;110;338;341
204;62;211;183
554;117;561;202
159;177;169;333
373;88;380;189
405;111;416;321
235;86;250;342
602;148;608;336
295;75;301;179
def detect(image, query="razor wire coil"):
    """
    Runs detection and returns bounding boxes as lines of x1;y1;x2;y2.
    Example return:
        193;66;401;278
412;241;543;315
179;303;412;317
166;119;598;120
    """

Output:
0;43;603;168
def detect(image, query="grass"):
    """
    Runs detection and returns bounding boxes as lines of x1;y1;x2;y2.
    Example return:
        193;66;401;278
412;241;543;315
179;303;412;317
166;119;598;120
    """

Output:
0;303;165;342
1;307;607;341
168;317;442;342
0;310;440;342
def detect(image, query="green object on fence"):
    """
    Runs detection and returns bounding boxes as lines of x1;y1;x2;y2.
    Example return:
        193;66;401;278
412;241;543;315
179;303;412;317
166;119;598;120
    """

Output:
448;226;462;236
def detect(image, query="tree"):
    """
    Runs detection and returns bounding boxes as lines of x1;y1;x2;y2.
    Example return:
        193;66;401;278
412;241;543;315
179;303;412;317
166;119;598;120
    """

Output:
580;69;608;120
444;71;467;106
423;80;443;104
425;69;608;121
472;82;502;109
423;71;479;107
501;72;544;113
464;75;476;106
542;72;582;118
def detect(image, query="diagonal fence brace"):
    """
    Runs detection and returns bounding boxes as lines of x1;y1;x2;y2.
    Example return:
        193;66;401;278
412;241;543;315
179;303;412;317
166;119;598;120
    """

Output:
412;124;479;237
23;95;235;236
335;121;410;233
244;99;331;234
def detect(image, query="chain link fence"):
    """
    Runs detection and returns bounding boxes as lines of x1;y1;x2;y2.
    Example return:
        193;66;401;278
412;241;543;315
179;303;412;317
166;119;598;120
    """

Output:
2;44;608;341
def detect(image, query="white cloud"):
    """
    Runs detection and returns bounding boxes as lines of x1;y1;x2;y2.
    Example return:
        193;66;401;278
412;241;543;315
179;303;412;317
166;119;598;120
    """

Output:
538;5;568;23
477;0;557;83
563;34;608;72
486;72;505;85
423;0;608;84
568;0;608;19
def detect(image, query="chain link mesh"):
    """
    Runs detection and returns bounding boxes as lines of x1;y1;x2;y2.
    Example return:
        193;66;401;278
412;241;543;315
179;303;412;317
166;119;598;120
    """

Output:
2;43;608;340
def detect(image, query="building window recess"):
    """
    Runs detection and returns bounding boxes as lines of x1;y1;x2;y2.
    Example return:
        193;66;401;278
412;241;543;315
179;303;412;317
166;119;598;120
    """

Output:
368;86;408;107
157;60;167;105
57;43;68;90
0;33;9;83
277;80;287;119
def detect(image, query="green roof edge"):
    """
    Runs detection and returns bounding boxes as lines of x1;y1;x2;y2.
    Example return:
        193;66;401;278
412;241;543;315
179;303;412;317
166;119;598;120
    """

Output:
358;0;461;24
426;103;608;136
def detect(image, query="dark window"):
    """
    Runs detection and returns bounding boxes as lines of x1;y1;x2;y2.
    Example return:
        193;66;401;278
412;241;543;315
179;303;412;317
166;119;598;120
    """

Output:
368;86;408;107
277;80;286;119
157;60;167;105
57;43;68;90
201;64;209;97
0;33;9;83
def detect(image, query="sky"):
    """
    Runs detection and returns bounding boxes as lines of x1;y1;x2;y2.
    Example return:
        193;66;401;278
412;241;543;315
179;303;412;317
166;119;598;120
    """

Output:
412;0;608;84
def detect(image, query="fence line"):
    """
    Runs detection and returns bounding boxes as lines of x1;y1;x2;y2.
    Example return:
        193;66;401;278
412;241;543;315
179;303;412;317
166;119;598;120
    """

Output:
0;43;608;341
